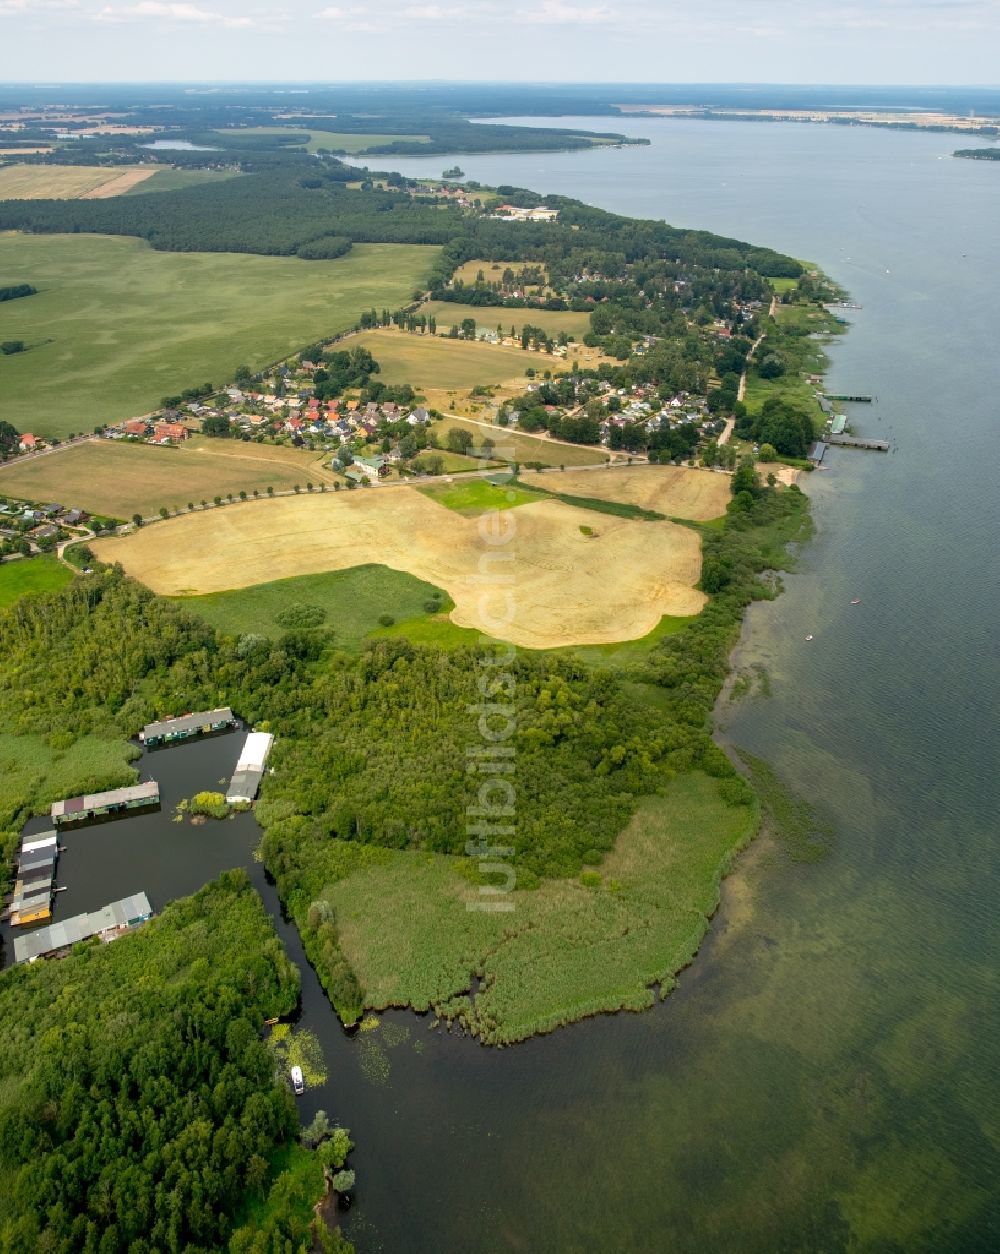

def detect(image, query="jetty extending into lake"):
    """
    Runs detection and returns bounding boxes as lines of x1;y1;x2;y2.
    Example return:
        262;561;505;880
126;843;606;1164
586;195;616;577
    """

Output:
827;433;890;452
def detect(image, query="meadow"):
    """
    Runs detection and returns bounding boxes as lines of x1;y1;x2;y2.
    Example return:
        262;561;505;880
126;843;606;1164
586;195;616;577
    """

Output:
346;328;553;391
0;164;151;198
0;438;335;518
417;477;544;513
179;565;447;649
0;234;437;438
214;127;431;154
126;168;242;195
92;488;706;648
0;555;73;607
450;259;549;289
421;300;592;340
316;772;759;1044
437;416;609;468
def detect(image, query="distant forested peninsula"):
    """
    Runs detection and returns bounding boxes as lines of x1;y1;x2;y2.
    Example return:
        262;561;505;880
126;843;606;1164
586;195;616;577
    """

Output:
954;148;1000;160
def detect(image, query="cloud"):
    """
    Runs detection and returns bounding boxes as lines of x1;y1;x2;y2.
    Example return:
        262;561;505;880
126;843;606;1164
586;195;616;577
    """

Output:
516;0;616;22
315;4;387;29
94;1;261;24
402;4;465;17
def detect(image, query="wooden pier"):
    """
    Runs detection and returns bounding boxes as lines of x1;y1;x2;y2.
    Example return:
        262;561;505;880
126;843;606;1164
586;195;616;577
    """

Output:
826;434;889;452
824;394;873;403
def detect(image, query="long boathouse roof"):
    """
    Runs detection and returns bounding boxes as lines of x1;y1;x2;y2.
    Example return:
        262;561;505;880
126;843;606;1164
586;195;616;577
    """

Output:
141;707;234;741
13;892;153;964
51;780;159;820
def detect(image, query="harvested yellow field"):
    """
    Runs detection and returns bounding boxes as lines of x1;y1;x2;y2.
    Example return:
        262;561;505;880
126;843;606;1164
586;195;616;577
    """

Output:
79;168;157;198
522;465;732;520
0;437;334;519
92;489;705;648
0;164;152;199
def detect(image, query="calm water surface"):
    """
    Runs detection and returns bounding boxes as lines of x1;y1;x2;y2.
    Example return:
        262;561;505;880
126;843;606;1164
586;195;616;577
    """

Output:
339;119;1000;1251
8;120;998;1252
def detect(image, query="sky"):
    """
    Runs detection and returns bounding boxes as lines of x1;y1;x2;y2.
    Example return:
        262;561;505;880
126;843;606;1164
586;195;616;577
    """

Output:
0;0;998;85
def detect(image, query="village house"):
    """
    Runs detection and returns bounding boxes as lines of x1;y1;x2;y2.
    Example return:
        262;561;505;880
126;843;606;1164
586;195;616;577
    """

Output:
152;422;188;443
124;419;150;437
18;433;38;451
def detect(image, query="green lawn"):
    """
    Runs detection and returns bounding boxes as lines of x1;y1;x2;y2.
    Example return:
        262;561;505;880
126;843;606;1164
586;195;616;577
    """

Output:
126;168;241;195
421;301;592;341
178;564;447;649
417;477;544;514
0;234;438;439
0;556;73;607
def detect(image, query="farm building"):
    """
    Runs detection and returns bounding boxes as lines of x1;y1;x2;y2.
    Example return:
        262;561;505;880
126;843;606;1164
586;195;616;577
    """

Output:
51;780;160;828
13;892;153;965
226;731;274;805
141;707;235;747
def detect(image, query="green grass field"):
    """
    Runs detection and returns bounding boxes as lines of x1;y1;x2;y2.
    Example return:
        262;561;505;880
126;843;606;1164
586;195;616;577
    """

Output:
439;417;608;469
125;168;241;195
347;329;550;391
0;234;437;439
310;771;759;1044
417;478;543;514
421;301;592;340
0;556;73;607
178;565;448;649
214;127;431;154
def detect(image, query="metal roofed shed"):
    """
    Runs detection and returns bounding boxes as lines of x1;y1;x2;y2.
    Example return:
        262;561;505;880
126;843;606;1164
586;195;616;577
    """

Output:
830;415;847;436
141;707;235;746
21;831;57;855
226;732;274;805
51;780;160;827
13;892;153;964
808;441;827;464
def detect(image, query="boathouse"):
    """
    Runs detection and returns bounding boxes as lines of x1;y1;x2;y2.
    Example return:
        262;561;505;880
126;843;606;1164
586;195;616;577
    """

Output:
807;441;827;464
13;892;153;964
6;831;59;926
141;707;235;747
51;780;160;828
226;731;274;804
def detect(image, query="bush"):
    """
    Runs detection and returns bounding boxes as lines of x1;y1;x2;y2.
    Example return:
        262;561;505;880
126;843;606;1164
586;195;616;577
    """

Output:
330;1170;355;1194
377;613;395;627
190;790;229;819
275;602;327;629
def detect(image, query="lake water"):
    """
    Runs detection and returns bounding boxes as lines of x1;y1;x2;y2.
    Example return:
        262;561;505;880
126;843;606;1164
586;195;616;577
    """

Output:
6;119;998;1251
141;140;218;151
338;118;1000;1251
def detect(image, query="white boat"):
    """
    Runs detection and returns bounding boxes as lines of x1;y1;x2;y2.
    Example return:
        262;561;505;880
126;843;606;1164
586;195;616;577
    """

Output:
290;1065;304;1095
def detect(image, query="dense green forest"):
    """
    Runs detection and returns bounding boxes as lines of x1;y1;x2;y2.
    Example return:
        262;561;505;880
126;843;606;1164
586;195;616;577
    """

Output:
954;147;1000;160
0;871;334;1253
